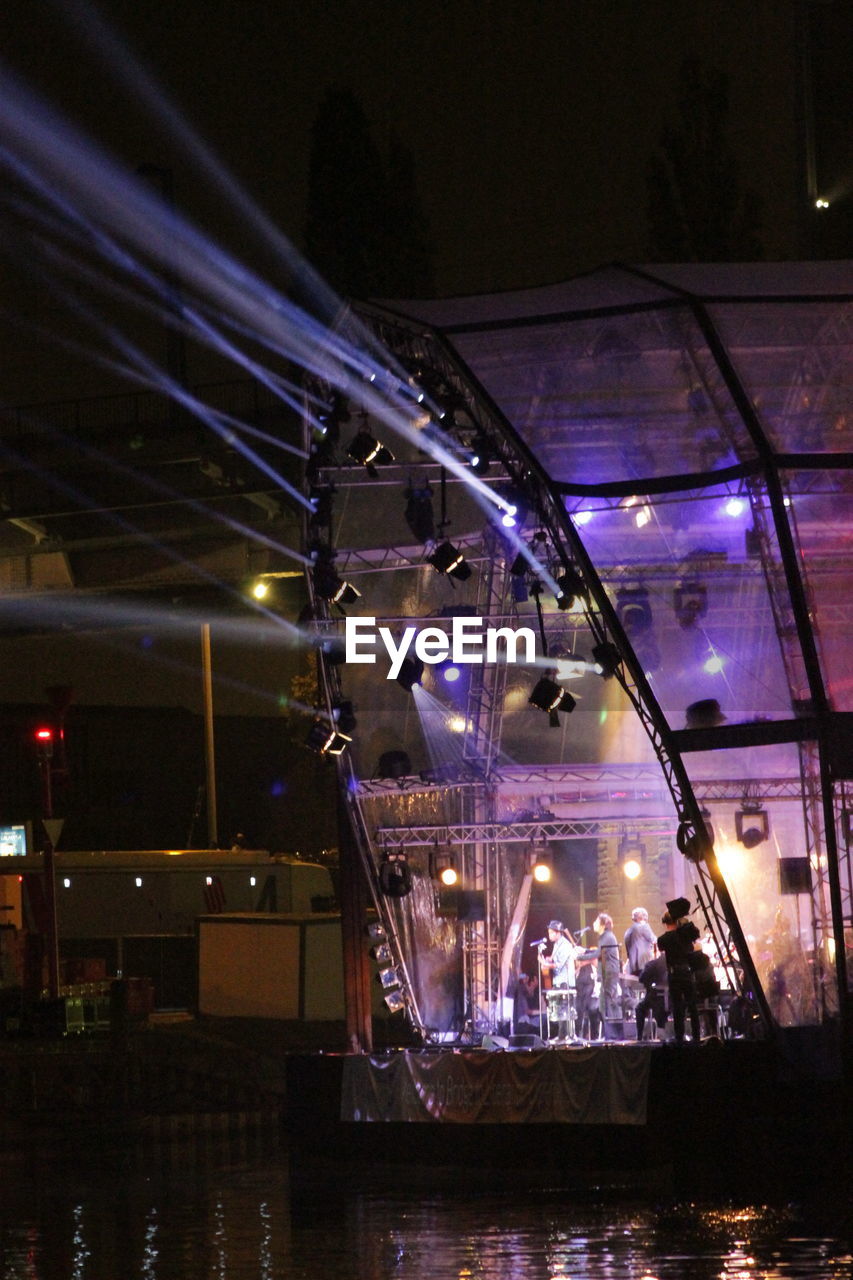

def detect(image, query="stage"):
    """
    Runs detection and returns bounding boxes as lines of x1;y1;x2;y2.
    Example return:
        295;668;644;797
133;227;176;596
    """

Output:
284;1029;848;1195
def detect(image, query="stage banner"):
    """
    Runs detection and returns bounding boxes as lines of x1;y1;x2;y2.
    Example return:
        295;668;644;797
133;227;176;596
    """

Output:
341;1048;649;1125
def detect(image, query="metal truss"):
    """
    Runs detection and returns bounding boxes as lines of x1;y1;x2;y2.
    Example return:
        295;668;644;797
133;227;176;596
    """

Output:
374;816;679;850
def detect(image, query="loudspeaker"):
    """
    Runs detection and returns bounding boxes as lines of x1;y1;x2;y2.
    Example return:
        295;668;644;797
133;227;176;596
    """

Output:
481;1033;509;1051
508;1033;546;1050
456;889;486;922
778;857;812;895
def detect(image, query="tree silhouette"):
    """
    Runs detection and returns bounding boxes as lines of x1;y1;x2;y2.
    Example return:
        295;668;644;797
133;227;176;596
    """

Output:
646;58;764;262
304;87;434;299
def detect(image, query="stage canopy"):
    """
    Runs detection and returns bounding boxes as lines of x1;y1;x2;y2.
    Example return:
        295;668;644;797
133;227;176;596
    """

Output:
302;262;853;1044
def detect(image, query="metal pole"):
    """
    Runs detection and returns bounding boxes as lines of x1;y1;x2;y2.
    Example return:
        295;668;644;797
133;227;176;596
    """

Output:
38;750;60;999
201;623;218;848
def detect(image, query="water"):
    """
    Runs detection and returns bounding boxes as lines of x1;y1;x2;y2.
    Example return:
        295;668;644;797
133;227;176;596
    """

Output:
0;1146;850;1279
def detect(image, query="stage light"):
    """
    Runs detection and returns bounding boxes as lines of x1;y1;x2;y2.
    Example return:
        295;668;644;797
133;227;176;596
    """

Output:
308;484;335;532
379;853;412;898
725;496;746;517
251;578;270;601
815;197;829;209
736;804;770;849
430;847;458;887
383;989;406;1013
377;965;401;990
468;432;494;475
370;942;393;964
528;677;576;717
395;656;424;692
592;641;621;679
619;836;645;880
673;581;708;629
428;540;472;581
319;637;346;665
347;429;394;477
366;921;387;942
573;509;593;526
316;392;349;439
530;845;553;883
404;482;436;543
616;587;653;636
304;720;352;756
447;714;468;733
312;557;361;609
333;700;357;734
441;661;461;683
555;568;586;611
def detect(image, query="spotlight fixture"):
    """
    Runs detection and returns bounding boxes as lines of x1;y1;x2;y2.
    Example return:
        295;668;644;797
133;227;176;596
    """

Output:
395;655;424;692
333;700;357;734
616;586;653;636
347;428;394;477
555;568;586;611
377;965;402;990
379;852;412;898
316;392;349;440
428;540;472;581
370;941;393;965
736;804;770;849
529;677;576;719
383;989;406;1013
468;432;494;475
674;581;708;629
308;485;336;532
530;844;553;884
366;921;387;943
430;847;458;887
619;836;645;881
304;719;352;756
592;641;621;679
404;482;436;543
312;555;361;610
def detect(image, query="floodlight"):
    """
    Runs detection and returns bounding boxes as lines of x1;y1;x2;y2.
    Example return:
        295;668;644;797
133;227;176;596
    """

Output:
530;845;553;883
377;966;401;990
430;847;458;887
304;720;352;757
347;429;394;476
383;989;406;1013
370;942;393;964
529;677;576;716
428;540;472;581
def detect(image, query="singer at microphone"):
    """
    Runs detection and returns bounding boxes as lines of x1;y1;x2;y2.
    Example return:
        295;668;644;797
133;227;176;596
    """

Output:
529;937;548;948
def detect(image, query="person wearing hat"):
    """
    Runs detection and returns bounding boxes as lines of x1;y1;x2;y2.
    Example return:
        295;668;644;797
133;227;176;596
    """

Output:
538;921;577;1042
657;897;701;1043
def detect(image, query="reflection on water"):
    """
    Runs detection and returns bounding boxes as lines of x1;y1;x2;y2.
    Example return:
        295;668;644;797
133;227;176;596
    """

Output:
0;1146;850;1279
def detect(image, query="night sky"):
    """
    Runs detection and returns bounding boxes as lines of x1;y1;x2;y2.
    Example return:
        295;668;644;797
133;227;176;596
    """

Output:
0;0;845;404
1;0;846;375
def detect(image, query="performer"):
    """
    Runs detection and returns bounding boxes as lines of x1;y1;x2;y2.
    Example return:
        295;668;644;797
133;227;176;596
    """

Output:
623;907;657;977
657;896;701;1044
635;951;668;1039
589;912;621;1032
574;946;601;1041
538;920;577;1042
